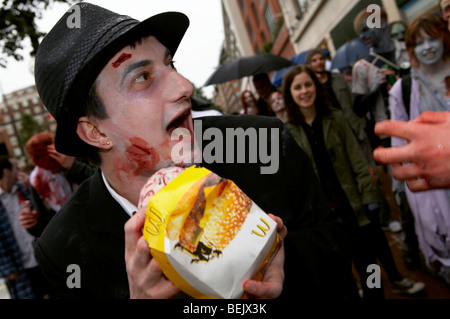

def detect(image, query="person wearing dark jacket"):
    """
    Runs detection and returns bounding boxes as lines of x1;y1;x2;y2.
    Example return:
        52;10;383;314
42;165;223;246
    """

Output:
32;3;353;299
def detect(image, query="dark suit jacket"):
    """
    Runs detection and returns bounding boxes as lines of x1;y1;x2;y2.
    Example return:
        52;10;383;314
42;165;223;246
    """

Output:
34;115;353;299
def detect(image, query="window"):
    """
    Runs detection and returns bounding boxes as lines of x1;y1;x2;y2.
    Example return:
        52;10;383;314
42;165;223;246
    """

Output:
263;3;275;36
296;0;309;20
239;0;245;14
11;136;18;146
251;2;260;24
34;106;42;114
246;18;254;40
14;147;21;157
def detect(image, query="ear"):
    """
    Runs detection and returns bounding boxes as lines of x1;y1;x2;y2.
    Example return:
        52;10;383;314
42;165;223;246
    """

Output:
76;117;113;150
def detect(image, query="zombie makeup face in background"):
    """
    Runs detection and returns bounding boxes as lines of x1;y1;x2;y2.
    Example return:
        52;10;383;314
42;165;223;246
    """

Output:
414;29;445;66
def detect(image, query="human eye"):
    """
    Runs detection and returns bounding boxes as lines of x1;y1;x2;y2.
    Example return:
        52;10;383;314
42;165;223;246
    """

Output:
167;58;177;71
134;72;152;83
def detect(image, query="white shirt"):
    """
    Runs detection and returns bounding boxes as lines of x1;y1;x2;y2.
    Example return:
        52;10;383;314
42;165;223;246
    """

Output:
101;171;136;218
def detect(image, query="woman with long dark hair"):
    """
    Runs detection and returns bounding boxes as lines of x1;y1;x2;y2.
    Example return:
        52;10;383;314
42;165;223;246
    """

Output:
282;65;425;297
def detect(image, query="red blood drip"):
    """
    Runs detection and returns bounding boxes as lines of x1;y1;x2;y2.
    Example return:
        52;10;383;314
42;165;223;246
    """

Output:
112;53;132;68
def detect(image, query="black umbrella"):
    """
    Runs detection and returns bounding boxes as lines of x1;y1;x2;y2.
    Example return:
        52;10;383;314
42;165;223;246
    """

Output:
204;53;294;86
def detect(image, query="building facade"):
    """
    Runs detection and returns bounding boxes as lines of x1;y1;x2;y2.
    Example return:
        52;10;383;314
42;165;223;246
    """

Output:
0;85;56;165
213;0;295;114
279;0;440;56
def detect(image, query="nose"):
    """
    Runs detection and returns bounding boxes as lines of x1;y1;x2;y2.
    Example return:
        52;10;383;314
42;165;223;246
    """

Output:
423;39;432;50
171;71;194;103
299;86;308;94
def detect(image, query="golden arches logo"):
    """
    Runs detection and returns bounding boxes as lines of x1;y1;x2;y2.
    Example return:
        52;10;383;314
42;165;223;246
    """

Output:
145;207;164;236
252;218;271;237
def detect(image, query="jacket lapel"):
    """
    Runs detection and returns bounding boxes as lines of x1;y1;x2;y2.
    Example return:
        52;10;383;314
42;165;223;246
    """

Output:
87;170;130;267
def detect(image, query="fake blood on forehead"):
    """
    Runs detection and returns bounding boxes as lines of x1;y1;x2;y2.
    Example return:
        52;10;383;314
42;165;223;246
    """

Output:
112;53;132;68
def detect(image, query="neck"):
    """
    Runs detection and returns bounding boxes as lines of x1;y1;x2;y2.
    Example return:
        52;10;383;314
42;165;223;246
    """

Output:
315;71;328;84
301;107;317;126
419;59;447;78
101;155;151;207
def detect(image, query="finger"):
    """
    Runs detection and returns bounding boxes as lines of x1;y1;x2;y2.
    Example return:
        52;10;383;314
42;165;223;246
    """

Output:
406;178;432;192
243;280;280;299
134;236;152;268
414;111;449;124
267;214;287;240
372;145;415;165
124;208;146;260
390;162;423;180
148;259;180;298
374;120;416;140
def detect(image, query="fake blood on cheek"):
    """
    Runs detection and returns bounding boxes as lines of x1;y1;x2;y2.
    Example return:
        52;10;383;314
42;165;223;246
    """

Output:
120;137;160;177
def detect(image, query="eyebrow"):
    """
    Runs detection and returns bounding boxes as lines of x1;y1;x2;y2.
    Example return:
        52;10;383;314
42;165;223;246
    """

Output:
120;60;152;84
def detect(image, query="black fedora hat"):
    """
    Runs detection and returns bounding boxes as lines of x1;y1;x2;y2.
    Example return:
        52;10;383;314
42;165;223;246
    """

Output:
34;2;189;157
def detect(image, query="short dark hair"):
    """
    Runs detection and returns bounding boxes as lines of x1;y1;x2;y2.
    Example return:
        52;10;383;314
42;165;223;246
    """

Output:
305;49;325;64
0;155;12;179
79;38;147;166
281;65;332;125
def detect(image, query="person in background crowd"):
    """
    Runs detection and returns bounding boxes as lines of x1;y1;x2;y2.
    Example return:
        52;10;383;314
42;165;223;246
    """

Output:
240;89;260;115
269;90;288;123
352;6;403;149
387;21;411;69
307;47;402;234
20;131;96;237
388;14;450;282
282;65;425;297
252;73;276;116
0;156;50;298
441;0;450;31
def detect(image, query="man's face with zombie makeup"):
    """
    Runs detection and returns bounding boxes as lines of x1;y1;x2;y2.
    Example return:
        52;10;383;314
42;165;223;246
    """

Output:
91;36;195;180
358;19;387;48
414;29;444;66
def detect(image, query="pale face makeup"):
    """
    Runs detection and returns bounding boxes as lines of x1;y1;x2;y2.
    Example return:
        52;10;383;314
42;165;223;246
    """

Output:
414;29;444;66
94;36;195;181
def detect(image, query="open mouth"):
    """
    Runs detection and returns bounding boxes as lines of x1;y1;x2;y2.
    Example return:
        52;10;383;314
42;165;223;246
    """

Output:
423;51;436;58
166;109;193;136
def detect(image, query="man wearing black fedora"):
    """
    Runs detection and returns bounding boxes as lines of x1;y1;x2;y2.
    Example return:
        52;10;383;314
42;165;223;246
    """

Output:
33;2;355;299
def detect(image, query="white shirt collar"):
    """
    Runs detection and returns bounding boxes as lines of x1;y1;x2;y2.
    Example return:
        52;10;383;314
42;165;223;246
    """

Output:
101;171;137;218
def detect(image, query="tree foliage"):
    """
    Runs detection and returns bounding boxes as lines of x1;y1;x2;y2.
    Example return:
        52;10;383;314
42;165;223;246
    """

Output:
0;0;77;67
18;111;48;146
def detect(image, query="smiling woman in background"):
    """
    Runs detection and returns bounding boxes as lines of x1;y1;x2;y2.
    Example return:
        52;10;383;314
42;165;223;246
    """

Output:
281;64;425;297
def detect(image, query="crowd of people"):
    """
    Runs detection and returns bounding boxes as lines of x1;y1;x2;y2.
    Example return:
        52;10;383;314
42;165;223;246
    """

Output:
0;1;449;300
235;3;450;295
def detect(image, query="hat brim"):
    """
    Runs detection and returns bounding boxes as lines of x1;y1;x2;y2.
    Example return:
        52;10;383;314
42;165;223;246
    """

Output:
54;12;189;158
